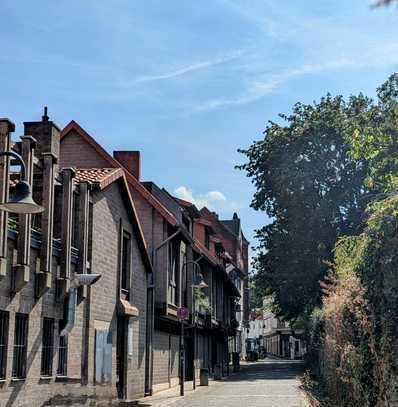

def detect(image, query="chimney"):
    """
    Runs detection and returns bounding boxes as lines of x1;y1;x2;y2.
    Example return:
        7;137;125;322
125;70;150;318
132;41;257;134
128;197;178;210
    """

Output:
24;106;60;172
113;151;141;180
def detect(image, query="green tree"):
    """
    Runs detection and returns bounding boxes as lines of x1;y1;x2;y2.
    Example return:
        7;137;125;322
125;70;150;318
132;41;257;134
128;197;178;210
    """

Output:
350;73;398;193
239;93;376;320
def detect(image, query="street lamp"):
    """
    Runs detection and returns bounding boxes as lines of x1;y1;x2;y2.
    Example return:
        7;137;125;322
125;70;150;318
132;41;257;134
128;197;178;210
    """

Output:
179;258;207;396
0;151;43;214
191;260;207;391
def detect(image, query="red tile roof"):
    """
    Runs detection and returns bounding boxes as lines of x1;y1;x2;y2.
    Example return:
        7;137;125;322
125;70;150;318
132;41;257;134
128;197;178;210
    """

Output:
75;168;123;189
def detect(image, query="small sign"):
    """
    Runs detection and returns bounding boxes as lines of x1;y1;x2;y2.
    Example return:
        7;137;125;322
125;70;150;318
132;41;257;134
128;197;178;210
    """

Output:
177;307;190;321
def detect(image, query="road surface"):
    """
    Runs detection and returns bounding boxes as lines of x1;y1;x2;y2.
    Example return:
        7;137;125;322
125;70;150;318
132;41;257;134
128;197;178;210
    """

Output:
138;358;308;407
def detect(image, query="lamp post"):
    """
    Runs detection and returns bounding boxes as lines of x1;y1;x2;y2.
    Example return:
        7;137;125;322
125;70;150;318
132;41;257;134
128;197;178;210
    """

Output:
178;259;207;396
191;260;207;391
0;150;43;214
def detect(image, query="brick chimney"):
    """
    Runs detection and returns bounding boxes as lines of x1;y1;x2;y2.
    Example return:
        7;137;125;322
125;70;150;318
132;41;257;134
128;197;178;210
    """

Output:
113;151;141;180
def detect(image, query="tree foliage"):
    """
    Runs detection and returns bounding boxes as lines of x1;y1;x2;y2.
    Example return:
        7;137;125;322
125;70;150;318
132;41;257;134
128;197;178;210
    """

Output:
239;94;375;319
239;74;398;321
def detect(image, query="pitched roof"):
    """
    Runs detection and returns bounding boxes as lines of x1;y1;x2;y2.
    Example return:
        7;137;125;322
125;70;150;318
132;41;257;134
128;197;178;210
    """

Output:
61;120;177;226
174;197;194;207
220;219;240;237
76;167;153;273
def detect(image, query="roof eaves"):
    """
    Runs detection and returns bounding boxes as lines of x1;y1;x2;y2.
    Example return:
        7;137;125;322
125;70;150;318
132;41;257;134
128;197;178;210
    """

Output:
98;168;124;190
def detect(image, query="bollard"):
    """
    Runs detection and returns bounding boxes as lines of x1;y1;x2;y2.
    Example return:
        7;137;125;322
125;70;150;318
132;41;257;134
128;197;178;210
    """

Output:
200;368;209;386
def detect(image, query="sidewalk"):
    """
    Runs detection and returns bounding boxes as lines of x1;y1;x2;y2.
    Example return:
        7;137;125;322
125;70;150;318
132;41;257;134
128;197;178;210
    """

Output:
135;371;239;407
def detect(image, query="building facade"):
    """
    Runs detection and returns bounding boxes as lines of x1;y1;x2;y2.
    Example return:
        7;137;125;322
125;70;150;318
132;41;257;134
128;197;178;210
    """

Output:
263;299;306;359
199;208;250;360
0;111;250;405
0;113;151;406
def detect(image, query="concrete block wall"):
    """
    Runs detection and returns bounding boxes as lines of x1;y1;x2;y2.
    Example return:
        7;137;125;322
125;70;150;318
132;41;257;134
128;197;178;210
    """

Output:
91;182;148;400
0;240;94;407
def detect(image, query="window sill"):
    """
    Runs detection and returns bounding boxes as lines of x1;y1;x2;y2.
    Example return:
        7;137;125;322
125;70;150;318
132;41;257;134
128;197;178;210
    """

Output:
11;378;26;382
40;376;53;381
55;376;81;384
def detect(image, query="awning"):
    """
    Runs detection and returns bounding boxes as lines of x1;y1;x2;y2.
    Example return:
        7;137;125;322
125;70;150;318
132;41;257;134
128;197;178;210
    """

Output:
118;299;139;317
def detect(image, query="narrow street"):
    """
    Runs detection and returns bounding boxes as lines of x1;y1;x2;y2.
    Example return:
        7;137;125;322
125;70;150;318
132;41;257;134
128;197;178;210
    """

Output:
139;359;307;407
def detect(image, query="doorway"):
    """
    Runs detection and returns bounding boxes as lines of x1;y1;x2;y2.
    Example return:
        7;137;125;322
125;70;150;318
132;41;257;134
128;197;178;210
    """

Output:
184;336;194;381
116;316;127;399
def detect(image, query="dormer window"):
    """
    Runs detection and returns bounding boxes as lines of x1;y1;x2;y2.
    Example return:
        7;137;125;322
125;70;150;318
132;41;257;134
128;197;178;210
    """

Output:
204;227;210;249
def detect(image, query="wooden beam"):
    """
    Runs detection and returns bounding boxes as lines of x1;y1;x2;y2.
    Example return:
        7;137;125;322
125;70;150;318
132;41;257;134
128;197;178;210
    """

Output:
0;120;13;276
60;168;75;283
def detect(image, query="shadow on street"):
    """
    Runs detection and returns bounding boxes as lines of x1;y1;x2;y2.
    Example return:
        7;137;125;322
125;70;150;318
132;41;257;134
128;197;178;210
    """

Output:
227;359;305;382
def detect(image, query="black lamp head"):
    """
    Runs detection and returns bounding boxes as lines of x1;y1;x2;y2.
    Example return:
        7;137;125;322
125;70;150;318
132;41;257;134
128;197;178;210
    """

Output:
0;180;44;214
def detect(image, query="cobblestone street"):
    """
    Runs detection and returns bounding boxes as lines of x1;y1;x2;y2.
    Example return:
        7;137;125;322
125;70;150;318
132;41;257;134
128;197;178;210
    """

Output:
137;359;308;407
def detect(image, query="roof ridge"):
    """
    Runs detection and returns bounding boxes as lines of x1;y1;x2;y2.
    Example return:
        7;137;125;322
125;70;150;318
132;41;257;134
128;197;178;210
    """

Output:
61;120;177;226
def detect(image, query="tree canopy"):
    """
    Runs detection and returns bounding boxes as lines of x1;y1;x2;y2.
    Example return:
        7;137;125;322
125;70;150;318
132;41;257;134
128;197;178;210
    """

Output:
239;74;398;320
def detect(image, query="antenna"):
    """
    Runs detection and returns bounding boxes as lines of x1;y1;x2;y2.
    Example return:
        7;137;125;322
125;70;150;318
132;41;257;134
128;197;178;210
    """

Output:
42;106;49;122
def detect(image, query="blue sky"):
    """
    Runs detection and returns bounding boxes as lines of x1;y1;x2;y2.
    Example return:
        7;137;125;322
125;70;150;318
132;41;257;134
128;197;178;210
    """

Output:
1;0;398;254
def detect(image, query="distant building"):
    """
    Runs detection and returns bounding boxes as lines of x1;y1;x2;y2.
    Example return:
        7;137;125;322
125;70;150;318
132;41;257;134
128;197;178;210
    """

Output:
263;298;306;359
246;313;264;355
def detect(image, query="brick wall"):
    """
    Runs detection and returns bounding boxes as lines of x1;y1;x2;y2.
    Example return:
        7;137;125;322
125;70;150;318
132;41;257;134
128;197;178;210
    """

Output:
60;130;110;169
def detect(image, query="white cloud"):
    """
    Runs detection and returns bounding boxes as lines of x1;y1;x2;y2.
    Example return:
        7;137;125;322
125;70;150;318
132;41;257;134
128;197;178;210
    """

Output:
174;186;226;209
135;50;243;83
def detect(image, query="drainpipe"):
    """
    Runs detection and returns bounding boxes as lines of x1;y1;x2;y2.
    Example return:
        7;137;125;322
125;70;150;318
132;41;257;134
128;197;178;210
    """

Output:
146;228;182;396
60;274;101;336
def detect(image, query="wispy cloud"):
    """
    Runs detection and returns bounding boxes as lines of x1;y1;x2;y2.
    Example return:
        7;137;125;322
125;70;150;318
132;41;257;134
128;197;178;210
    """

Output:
175;186;226;209
135;49;243;83
195;58;355;112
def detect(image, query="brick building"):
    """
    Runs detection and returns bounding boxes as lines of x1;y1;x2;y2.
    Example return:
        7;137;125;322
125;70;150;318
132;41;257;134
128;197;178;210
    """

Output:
0;112;249;405
0;113;151;406
59;120;248;395
199;208;250;360
60;121;182;396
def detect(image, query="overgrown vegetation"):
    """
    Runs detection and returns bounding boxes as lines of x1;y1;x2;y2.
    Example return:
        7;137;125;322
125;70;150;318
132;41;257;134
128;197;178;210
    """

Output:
241;73;398;404
306;196;398;406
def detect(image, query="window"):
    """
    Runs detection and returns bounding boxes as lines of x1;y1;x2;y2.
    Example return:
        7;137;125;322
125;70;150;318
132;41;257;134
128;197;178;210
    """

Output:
121;231;131;296
182;216;191;234
41;318;54;377
57;322;68;377
12;314;28;379
71;192;80;248
212;275;218;318
168;241;179;306
0;311;9;379
204;228;210;249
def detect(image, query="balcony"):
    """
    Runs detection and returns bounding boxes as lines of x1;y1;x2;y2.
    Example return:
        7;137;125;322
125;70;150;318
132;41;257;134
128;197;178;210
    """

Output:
7;221;79;262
